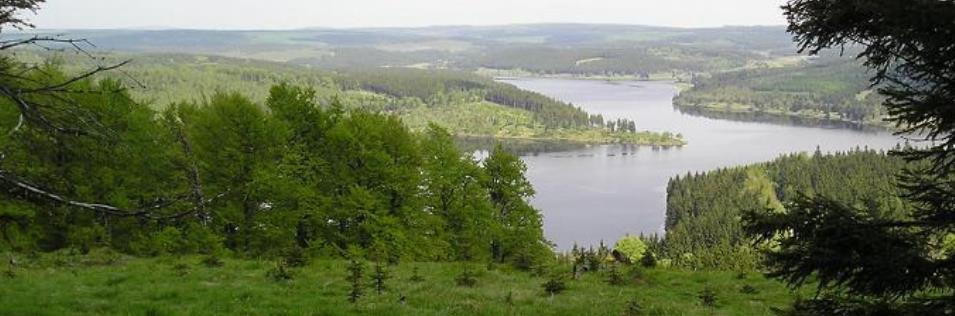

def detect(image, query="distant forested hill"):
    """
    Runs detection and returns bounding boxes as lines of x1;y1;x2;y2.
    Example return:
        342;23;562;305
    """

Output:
673;56;885;126
662;148;909;270
29;51;680;145
22;24;795;77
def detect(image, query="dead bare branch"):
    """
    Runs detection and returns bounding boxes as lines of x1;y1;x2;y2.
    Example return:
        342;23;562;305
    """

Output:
20;60;130;94
0;165;230;220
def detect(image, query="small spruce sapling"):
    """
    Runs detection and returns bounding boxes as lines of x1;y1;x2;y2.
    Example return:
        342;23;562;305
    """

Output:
623;299;644;316
267;261;294;282
372;261;389;295
699;286;717;309
607;263;626;286
640;251;657;268
740;284;759;295
346;257;365;302
542;272;568;296
284;246;309;268
201;255;224;268
409;266;424;282
455;265;477;287
173;263;190;277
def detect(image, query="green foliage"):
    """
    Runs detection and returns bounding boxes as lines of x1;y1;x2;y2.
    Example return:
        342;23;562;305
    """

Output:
0;61;553;268
613;235;647;263
472;45;752;78
674;56;885;125
483;145;550;269
664;149;908;270
41;51;682;145
742;0;955;312
67;225;108;254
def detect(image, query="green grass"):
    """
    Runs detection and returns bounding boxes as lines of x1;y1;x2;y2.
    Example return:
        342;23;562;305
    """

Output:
1;251;795;315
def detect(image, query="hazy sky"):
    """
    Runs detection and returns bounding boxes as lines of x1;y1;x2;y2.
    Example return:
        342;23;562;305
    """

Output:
33;0;788;30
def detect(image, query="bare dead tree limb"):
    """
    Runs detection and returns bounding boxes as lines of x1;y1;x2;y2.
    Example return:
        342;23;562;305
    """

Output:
20;60;130;94
5;113;21;135
171;115;210;224
0;1;214;222
0;164;230;220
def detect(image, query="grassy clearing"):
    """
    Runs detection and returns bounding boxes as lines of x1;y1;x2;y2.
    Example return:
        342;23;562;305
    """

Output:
1;252;795;315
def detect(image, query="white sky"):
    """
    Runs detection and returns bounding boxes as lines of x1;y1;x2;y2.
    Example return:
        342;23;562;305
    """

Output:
33;0;788;30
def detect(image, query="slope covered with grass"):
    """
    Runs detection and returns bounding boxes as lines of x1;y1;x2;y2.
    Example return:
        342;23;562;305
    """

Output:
1;251;797;315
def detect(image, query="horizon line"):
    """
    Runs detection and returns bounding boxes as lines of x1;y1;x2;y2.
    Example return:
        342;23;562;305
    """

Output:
28;22;789;33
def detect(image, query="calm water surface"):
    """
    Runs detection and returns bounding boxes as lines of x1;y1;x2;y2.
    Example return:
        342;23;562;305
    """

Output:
497;78;903;249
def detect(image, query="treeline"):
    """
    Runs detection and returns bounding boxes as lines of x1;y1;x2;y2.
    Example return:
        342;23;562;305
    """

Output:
336;68;600;129
73;53;609;131
673;57;885;124
39;52;679;145
467;46;755;77
661;148;909;270
0;64;552;268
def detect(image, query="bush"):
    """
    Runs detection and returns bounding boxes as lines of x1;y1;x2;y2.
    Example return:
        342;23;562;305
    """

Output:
130;225;224;257
614;235;647;263
129;227;182;256
180;224;224;255
67;225;109;254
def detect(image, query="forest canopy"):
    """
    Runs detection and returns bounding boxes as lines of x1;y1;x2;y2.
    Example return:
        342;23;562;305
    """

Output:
0;60;552;267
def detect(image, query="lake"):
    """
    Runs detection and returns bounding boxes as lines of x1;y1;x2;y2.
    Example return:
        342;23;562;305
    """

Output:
497;78;903;250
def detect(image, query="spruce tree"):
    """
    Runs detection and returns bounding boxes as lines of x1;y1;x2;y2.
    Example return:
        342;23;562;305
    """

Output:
743;0;955;313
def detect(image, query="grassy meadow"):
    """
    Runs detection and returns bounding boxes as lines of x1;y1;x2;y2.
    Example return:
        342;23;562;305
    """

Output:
1;250;797;315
